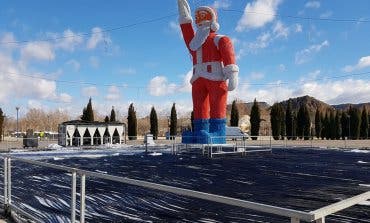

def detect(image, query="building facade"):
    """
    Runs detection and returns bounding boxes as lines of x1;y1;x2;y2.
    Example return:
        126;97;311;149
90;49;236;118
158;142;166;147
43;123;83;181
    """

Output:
58;120;126;147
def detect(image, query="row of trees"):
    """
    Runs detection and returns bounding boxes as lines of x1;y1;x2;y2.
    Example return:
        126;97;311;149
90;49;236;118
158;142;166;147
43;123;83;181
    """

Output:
230;99;370;140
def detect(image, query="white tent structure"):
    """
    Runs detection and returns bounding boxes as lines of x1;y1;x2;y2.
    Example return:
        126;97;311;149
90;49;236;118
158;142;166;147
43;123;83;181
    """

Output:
58;120;126;147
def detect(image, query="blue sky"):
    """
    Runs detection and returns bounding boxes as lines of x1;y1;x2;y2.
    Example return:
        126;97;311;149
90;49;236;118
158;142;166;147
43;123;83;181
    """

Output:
1;0;370;119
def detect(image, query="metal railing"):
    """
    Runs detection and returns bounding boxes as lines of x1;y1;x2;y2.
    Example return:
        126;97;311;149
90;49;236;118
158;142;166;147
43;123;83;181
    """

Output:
2;156;369;223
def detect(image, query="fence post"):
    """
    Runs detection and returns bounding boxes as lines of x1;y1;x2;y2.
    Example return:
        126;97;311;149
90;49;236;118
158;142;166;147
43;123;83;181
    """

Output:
80;173;86;223
4;157;8;210
71;171;77;223
7;158;11;205
269;136;272;149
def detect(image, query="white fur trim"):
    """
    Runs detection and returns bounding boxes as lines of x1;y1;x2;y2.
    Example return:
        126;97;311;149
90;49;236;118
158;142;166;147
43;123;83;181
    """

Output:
223;64;239;79
211;22;219;32
179;16;193;24
213;35;225;49
195;6;217;22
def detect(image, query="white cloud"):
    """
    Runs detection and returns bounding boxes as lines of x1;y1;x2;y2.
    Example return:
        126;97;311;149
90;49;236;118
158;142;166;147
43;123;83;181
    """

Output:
295;40;329;64
0;32;18;51
118;67;136;75
148;76;177;96
294;24;303;33
50;29;84;52
320;11;333;19
59;93;72;103
178;70;193;93
212;0;231;9
250;72;265;80
82;86;99;97
343;56;370;72
229;77;370;105
273;21;289;38
105;86;121;101
87;27;109;49
236;0;282;31
66;59;80;71
278;64;286;72
89;56;100;68
21;42;55;61
305;1;320;9
168;21;182;38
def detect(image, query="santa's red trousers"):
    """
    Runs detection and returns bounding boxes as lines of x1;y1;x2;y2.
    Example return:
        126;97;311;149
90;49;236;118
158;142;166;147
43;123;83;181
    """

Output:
192;77;228;120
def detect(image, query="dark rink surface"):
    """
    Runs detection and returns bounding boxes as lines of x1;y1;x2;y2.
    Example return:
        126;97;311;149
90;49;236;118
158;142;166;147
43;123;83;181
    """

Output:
5;148;370;222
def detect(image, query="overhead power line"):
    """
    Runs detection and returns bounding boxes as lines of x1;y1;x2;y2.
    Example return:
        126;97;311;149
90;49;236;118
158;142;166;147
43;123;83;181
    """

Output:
0;13;177;45
222;9;370;23
1;8;369;46
3;70;370;88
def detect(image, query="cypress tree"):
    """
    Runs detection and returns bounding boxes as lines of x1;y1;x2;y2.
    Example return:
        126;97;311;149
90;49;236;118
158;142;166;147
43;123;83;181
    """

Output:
230;100;239;127
297;105;304;139
292;111;297;140
127;103;137;140
81;98;94;121
303;105;311;140
315;109;322;139
329;110;336;140
349;106;361;139
110;107;116;122
150;107;158;140
335;111;341;140
0;109;4;142
170;103;177;137
250;99;261;140
360;106;368;139
285;100;293;140
86;98;94;121
341;111;348;140
270;103;284;140
324;113;330;140
104;116;109;123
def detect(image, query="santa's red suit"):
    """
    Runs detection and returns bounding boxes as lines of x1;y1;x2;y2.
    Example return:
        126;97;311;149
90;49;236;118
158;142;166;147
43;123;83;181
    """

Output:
178;1;239;144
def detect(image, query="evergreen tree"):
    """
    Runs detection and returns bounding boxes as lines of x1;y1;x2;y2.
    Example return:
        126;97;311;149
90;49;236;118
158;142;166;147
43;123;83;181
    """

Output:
81;98;94;121
150;107;158;140
314;109;322;139
230;100;239;127
324;113;330;140
302;105;311;140
0;109;4;142
335;111;341;140
250;99;261;140
127;103;137;140
270;103;284;140
321;113;327;139
348;106;361;139
104;116;109;123
297;104;305;139
329;110;336;140
341;111;348;140
360;106;369;139
110;107;116;122
292;111;297;140
285;100;293;140
170;103;177;137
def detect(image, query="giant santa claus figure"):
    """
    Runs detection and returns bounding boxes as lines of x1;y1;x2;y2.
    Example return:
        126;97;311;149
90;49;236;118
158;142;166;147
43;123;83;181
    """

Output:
178;0;239;144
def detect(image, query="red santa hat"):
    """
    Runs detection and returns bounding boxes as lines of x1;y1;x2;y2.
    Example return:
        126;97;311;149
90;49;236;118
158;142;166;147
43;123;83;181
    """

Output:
195;6;220;32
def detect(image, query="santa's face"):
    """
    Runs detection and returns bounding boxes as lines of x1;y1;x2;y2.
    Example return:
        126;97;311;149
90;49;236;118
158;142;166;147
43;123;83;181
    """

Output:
195;10;212;26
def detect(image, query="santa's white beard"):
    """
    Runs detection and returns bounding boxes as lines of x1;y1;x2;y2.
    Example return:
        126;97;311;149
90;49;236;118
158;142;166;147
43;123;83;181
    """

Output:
189;25;211;51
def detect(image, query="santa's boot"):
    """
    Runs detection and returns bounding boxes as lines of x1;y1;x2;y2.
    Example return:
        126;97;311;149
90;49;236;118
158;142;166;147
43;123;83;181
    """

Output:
193;119;211;144
209;118;227;144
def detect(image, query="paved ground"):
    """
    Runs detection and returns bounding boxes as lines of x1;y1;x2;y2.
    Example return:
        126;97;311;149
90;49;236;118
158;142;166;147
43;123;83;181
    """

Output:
0;137;369;152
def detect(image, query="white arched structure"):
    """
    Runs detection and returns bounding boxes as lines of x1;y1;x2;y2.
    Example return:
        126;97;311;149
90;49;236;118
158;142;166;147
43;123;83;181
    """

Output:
58;120;126;147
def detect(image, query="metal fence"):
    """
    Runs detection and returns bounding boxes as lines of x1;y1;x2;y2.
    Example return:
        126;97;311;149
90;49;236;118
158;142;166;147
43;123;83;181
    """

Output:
2;156;369;223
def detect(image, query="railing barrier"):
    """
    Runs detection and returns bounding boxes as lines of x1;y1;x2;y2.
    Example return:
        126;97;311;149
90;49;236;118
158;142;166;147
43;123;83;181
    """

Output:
2;156;369;222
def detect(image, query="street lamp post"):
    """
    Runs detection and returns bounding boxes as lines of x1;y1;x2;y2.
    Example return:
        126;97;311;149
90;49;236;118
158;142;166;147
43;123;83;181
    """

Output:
16;107;20;138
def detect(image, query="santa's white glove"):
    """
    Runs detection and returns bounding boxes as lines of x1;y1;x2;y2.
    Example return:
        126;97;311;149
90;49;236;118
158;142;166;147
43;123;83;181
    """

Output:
177;0;192;24
223;65;239;91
